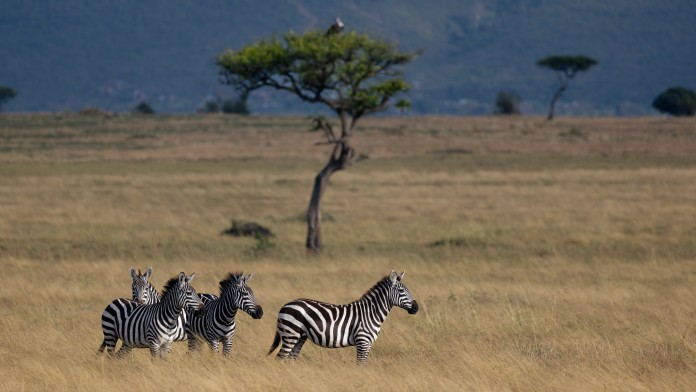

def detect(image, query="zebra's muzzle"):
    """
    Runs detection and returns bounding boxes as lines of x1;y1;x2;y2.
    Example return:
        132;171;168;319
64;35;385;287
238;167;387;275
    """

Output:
193;303;206;316
407;300;419;314
250;306;264;319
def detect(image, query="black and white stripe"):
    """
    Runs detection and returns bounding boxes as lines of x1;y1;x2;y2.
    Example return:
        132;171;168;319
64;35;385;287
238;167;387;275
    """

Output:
267;270;419;363
98;272;204;358
131;266;216;341
97;267;156;354
186;272;263;356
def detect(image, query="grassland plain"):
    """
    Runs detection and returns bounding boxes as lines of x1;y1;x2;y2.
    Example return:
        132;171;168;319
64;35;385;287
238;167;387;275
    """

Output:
1;114;696;391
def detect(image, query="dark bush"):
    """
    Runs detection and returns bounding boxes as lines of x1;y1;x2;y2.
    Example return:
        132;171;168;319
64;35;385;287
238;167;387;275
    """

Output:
222;98;249;115
494;91;521;115
134;101;155;114
652;87;696;116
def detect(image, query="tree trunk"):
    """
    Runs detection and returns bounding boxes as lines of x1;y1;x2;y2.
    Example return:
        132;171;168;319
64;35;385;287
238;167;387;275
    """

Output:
306;142;355;252
546;84;566;120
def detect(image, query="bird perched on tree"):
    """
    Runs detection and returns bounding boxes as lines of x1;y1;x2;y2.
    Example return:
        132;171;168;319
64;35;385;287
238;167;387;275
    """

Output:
326;17;344;36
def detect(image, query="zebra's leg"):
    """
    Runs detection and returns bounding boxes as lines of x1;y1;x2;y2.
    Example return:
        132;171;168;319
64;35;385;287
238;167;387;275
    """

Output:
207;339;220;354
99;332;119;356
222;336;234;357
161;340;174;358
116;345;133;358
356;342;372;364
276;334;300;360
187;334;202;356
289;335;307;360
149;341;164;358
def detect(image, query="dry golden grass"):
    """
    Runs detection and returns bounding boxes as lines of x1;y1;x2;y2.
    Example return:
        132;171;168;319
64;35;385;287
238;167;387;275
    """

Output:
1;114;695;391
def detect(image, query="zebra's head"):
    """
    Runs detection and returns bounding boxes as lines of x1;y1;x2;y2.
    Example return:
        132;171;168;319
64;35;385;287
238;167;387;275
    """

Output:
130;266;154;304
388;270;419;315
220;272;263;320
162;272;205;314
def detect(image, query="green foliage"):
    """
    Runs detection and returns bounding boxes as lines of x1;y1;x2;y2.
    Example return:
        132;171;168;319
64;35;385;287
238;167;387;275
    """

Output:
0;86;17;111
395;99;412;114
494;90;520;115
537;55;598;78
134;101;155;114
652;86;696;116
217;30;416;125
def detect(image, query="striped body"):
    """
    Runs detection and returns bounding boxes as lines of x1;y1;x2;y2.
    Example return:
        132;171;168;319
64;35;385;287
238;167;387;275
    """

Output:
186;273;263;356
132;266;216;342
268;270;419;363
98;272;203;358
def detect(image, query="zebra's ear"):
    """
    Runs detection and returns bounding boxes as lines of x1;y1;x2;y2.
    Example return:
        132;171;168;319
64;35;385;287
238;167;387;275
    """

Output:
389;270;398;284
246;273;253;283
178;272;186;285
130;267;137;279
187;272;195;283
399;271;405;281
145;267;153;279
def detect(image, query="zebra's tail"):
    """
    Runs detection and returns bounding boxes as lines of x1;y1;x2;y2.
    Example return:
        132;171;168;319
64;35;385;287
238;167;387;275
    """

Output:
98;340;107;354
267;330;281;356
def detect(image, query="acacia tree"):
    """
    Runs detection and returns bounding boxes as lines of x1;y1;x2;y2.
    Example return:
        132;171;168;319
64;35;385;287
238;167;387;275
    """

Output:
217;29;416;252
537;55;597;120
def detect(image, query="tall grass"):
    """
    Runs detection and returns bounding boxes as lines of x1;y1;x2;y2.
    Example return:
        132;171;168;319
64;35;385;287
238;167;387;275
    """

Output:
1;115;695;391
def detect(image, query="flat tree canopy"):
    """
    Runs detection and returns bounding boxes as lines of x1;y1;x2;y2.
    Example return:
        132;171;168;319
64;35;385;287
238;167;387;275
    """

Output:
217;30;414;125
537;55;597;77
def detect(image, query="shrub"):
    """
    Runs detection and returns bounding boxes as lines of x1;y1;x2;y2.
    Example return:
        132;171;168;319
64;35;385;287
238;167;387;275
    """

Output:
652;87;696;116
494;91;521;115
222;97;249;115
134;101;155;114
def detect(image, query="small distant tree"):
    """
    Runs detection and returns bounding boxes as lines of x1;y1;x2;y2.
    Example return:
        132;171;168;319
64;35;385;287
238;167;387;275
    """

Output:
134;101;155;114
395;99;412;114
0;86;17;111
494;90;520;115
652;87;696;117
217;28;417;252
537;55;597;120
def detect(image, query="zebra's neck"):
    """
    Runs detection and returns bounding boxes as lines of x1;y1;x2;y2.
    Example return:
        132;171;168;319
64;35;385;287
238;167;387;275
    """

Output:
148;282;162;304
354;279;392;324
157;290;185;327
217;293;239;321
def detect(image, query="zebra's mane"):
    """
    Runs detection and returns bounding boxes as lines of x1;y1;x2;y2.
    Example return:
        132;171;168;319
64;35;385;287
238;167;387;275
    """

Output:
359;275;392;300
159;275;183;299
219;272;244;295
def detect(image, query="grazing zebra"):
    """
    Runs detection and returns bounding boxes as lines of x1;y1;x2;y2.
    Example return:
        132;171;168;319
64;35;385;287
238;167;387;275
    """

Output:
267;270;419;364
98;272;204;358
186;272;264;356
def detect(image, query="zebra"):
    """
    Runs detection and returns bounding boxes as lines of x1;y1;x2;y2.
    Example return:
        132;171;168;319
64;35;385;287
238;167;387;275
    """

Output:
98;272;204;358
97;267;155;354
186;272;263;356
267;270;419;364
130;266;217;341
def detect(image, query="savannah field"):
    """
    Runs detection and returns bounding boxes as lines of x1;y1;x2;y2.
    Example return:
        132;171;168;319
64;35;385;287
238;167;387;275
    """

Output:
1;113;695;391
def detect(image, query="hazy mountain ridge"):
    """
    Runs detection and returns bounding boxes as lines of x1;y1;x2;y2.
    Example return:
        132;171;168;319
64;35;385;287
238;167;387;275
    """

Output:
1;0;695;115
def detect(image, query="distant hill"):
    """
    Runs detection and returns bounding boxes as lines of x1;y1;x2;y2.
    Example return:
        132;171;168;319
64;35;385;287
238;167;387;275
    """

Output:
1;0;695;115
